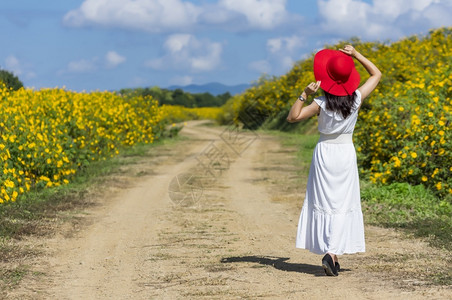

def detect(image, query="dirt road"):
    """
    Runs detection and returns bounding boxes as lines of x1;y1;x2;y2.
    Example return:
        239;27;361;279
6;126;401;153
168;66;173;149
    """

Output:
8;120;451;299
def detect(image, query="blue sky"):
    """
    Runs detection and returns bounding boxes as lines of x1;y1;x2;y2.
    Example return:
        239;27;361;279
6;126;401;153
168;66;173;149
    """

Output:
1;0;451;92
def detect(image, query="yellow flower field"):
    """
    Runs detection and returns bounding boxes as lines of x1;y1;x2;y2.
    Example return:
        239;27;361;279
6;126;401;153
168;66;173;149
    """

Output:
218;27;451;197
0;87;165;203
161;105;221;123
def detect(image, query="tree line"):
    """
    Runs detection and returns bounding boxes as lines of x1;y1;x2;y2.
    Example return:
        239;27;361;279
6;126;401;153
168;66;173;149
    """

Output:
0;69;231;109
119;86;232;108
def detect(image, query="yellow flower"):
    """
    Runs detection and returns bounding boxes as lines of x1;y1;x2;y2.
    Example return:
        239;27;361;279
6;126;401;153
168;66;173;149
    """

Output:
398;106;404;112
431;168;439;178
410;152;417;158
438;120;445;126
421;176;428;182
4;179;15;188
392;157;401;167
435;182;442;190
438;130;444;136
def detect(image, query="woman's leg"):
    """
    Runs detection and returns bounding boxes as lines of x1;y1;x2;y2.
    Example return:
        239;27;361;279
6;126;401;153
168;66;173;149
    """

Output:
327;252;337;264
322;252;339;276
329;253;341;272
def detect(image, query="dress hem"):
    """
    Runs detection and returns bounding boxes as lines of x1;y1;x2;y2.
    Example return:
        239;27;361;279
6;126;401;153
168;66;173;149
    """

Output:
295;246;366;256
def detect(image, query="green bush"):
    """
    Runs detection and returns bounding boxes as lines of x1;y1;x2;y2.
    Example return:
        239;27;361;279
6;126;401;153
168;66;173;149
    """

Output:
0;70;23;91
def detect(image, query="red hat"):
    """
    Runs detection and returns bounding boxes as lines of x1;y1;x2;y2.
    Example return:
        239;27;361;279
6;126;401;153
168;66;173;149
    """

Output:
314;49;360;96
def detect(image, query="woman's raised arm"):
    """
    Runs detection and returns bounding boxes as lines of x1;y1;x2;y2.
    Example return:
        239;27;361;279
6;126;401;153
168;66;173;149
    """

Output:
340;45;381;101
287;81;321;123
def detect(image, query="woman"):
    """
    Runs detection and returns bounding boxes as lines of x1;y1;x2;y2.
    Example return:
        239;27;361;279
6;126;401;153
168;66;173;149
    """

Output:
287;45;381;276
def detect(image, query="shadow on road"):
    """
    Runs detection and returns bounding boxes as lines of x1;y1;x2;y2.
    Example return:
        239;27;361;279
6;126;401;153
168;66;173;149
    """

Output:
221;255;351;276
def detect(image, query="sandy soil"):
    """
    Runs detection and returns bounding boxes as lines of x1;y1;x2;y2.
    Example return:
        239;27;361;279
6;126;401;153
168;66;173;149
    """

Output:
4;120;451;299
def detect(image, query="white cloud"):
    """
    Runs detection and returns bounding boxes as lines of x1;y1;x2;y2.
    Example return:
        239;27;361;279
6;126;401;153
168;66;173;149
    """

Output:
4;55;21;75
317;0;452;40
105;51;126;68
63;0;200;33
67;58;97;73
64;50;126;73
63;0;295;32
165;34;192;53
280;56;295;70
250;35;303;74
145;34;222;72
248;60;271;73
4;55;36;79
422;2;452;27
218;0;290;29
129;76;148;87
267;35;304;54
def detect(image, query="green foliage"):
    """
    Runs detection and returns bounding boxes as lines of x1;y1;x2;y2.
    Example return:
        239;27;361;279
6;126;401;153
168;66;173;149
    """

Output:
120;86;231;108
361;182;452;249
260;105;317;133
0;69;23;91
353;28;451;198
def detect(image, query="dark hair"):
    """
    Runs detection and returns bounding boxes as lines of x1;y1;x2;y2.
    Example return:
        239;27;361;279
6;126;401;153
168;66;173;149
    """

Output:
323;90;356;119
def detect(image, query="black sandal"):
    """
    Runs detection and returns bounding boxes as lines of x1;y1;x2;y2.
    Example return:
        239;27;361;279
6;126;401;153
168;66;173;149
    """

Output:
335;262;341;272
321;254;338;276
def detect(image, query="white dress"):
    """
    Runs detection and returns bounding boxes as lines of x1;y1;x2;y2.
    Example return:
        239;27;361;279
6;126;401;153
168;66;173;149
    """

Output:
295;90;365;255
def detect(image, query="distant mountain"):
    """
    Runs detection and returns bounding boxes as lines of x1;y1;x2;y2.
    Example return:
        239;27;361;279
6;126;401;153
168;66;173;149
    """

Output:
167;82;250;96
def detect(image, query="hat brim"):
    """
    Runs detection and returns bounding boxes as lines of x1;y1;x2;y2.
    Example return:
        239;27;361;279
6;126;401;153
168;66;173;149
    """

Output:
314;49;360;96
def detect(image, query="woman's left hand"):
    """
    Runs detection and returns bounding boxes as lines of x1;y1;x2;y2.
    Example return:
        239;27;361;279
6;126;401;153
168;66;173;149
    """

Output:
304;81;321;95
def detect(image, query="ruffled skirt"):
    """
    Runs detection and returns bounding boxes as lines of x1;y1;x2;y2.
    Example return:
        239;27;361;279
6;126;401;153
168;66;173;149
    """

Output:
295;136;365;255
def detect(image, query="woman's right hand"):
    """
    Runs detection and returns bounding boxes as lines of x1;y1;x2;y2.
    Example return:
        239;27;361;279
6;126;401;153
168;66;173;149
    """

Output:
304;81;321;96
339;45;357;58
